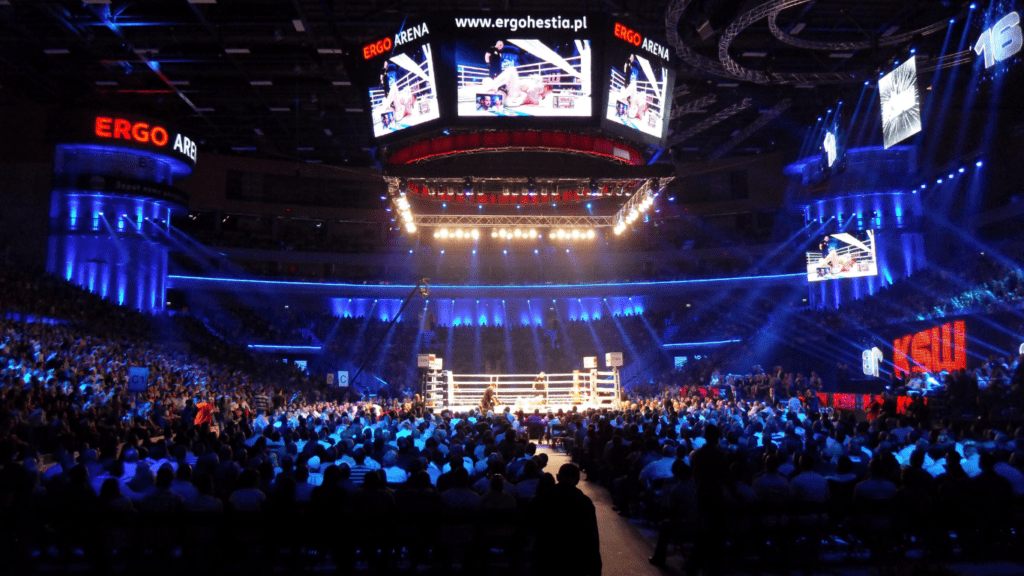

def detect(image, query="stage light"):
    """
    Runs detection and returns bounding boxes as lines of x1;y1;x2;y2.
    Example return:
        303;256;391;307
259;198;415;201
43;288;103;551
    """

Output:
970;3;976;8
587;230;595;239
440;228;449;238
455;229;464;239
472;249;477;255
549;231;556;239
514;229;522;238
534;249;539;254
471;229;479;239
976;160;983;167
948;173;954;179
491;230;497;238
503;249;508;255
405;223;416;233
440;249;444;254
921;184;926;189
529;229;537;238
499;229;507;238
958;167;964;173
565;248;570;253
442;203;447;208
409;249;414;254
571;230;580;239
937;179;943;183
557;230;566;239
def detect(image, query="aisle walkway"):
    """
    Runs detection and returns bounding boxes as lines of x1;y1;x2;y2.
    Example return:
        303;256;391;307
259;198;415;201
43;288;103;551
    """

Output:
542;449;674;576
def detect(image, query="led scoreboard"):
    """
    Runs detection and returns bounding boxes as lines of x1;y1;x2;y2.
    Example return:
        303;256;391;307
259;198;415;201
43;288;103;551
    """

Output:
350;14;675;148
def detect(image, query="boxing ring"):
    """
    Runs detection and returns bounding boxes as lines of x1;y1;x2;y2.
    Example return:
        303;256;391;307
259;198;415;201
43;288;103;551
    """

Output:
424;369;620;411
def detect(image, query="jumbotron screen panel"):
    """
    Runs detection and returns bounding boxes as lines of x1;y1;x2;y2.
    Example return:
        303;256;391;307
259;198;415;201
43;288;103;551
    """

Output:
600;22;674;146
370;43;441;137
455;38;592;117
879;57;922;149
358;15;673;147
806;230;879;282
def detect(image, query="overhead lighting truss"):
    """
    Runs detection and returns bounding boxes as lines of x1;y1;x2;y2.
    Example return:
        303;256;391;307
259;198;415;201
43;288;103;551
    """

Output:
415;214;614;228
385;176;647;203
612;177;673;235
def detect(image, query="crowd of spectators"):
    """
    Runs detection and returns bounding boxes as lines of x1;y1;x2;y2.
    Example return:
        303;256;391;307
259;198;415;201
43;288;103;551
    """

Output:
4;261;1024;574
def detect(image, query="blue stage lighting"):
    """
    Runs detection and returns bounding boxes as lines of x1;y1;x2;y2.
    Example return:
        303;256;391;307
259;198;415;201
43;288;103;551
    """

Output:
472;249;477;255
910;48;916;54
442;203;447;208
380;196;386;200
950;18;955;24
587;203;592;209
976;160;983;167
948;173;954;179
958;167;964;173
970;3;976;8
503;249;507;254
440;249;445;254
409;249;413;254
565;248;570;253
534;249;538;254
921;184;926;189
517;205;521;209
937;179;943;184
478;204;483;209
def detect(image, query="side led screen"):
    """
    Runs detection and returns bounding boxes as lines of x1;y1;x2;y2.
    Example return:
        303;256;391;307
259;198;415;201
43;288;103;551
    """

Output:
806;230;878;282
879;57;921;149
604;53;670;139
370;42;441;137
455;38;592;117
600;22;674;146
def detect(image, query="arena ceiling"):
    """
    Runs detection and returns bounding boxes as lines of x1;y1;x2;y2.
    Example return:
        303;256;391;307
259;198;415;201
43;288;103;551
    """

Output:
0;0;972;167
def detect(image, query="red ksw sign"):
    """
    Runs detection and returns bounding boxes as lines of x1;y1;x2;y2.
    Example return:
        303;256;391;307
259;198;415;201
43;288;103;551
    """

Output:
893;320;966;377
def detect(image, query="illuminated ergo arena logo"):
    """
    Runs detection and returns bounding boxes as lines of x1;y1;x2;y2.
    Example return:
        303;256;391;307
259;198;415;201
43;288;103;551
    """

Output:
93;116;197;163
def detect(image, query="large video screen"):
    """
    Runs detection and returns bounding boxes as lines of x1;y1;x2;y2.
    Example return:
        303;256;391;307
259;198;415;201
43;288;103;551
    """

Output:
600;22;673;146
879;57;921;149
604;52;670;139
454;38;592;117
806;230;878;282
369;42;441;137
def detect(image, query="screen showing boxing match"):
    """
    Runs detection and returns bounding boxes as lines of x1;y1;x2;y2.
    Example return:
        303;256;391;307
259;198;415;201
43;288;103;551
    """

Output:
604;49;670;139
454;37;592;117
806;230;879;282
369;42;441;137
601;22;674;145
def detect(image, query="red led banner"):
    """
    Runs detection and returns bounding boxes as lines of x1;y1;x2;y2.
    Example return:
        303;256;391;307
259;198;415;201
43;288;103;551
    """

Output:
893;320;966;377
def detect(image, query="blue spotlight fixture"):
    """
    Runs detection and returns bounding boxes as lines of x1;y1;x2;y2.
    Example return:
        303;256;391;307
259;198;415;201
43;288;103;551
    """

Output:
920;184;926;189
440;249;445;254
948;173;954;179
442;203;447;208
409;249;414;254
937;179;943;183
472;249;477;255
976;160;983;167
910;48;916;54
503;249;508;255
958;167;964;173
534;249;538;254
970;3;976;8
